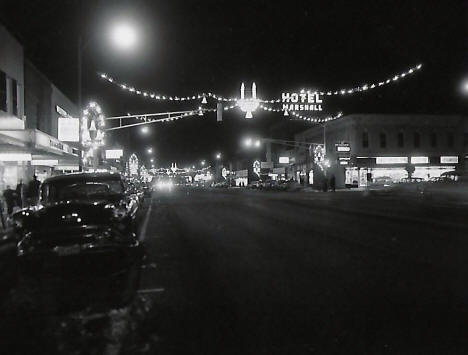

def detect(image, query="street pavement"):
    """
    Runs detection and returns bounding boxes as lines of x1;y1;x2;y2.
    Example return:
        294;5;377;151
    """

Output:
133;188;468;354
3;187;468;354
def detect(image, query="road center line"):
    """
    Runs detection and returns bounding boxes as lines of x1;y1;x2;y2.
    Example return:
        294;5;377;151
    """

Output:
139;198;153;242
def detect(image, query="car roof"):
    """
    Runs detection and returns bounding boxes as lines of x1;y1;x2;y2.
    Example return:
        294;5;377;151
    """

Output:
43;172;123;184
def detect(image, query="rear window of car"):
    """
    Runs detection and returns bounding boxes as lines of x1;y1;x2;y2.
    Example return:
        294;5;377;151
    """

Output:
41;176;124;203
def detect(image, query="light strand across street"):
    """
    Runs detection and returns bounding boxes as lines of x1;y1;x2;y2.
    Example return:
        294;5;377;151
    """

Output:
258;63;423;103
100;63;422;106
259;104;343;123
99;73;237;102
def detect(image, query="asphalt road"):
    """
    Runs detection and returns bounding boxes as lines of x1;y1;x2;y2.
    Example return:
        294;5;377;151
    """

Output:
134;188;468;354
2;188;468;354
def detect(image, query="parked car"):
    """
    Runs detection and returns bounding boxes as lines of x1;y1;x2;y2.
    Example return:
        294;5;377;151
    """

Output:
8;172;144;308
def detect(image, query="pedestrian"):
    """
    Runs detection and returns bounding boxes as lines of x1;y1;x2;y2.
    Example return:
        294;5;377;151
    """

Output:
27;175;41;206
330;175;336;192
16;179;25;208
3;185;16;215
322;179;328;192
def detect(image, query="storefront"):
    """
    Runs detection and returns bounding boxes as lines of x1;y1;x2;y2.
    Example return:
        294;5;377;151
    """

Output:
0;129;78;190
349;155;459;187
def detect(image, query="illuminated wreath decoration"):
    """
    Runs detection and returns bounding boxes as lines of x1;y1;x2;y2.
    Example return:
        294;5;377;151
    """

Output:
82;102;105;148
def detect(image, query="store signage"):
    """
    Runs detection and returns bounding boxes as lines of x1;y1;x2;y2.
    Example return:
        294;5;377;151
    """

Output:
235;169;248;177
261;161;273;169
49;139;64;151
336;143;351;152
376;157;408;164
56;105;69;117
106;149;123;160
31;160;58;166
440;156;458;164
410;156;429;164
55;165;79;171
58;117;79;142
0;153;32;161
279;156;290;164
281;92;323;111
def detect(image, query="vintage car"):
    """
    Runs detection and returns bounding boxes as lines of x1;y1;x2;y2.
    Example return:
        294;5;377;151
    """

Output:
8;172;144;307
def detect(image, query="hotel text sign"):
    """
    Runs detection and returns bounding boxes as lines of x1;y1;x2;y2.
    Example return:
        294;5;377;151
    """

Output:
281;92;323;111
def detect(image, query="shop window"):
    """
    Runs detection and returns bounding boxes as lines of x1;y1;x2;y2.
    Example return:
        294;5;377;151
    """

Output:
414;132;420;148
11;78;18;116
431;133;437;147
448;132;454;148
397;132;404;148
379;133;386;148
0;71;6;112
362;131;369;148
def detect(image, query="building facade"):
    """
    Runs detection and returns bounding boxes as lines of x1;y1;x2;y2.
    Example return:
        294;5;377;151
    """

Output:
0;24;79;191
294;114;467;189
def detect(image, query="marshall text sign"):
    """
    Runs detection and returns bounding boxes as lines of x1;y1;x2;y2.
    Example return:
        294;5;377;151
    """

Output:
281;92;323;111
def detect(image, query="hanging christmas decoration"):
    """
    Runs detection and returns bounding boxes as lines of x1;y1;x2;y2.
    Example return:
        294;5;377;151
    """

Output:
99;73;237;102
81;102;105;165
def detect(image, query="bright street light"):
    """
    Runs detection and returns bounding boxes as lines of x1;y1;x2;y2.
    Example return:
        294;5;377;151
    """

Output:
216;153;222;159
147;147;153;154
111;23;138;51
141;126;149;134
201;160;206;166
243;137;261;148
461;79;468;94
150;158;154;163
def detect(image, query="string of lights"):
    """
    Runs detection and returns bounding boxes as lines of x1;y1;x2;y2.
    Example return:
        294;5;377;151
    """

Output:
99;73;237;103
259;104;343;123
258;63;423;103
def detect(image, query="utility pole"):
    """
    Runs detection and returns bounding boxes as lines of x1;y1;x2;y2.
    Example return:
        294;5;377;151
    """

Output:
77;36;83;172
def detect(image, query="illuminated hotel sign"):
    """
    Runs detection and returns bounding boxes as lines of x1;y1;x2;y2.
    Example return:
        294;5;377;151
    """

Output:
376;157;408;164
279;156;290;164
281;92;323;111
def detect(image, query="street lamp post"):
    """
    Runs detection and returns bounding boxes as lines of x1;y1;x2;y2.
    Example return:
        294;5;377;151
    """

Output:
77;36;83;171
77;22;140;172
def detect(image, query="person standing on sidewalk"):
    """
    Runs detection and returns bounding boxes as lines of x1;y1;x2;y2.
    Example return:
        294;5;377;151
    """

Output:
16;179;25;209
27;175;41;206
3;186;16;215
330;175;336;192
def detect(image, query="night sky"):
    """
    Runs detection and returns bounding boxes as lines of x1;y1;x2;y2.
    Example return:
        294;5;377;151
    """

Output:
1;0;467;167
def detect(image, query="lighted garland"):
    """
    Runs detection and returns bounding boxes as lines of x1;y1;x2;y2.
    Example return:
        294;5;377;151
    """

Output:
99;73;237;103
100;62;421;125
100;63;422;105
259;104;343;123
259;63;423;103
